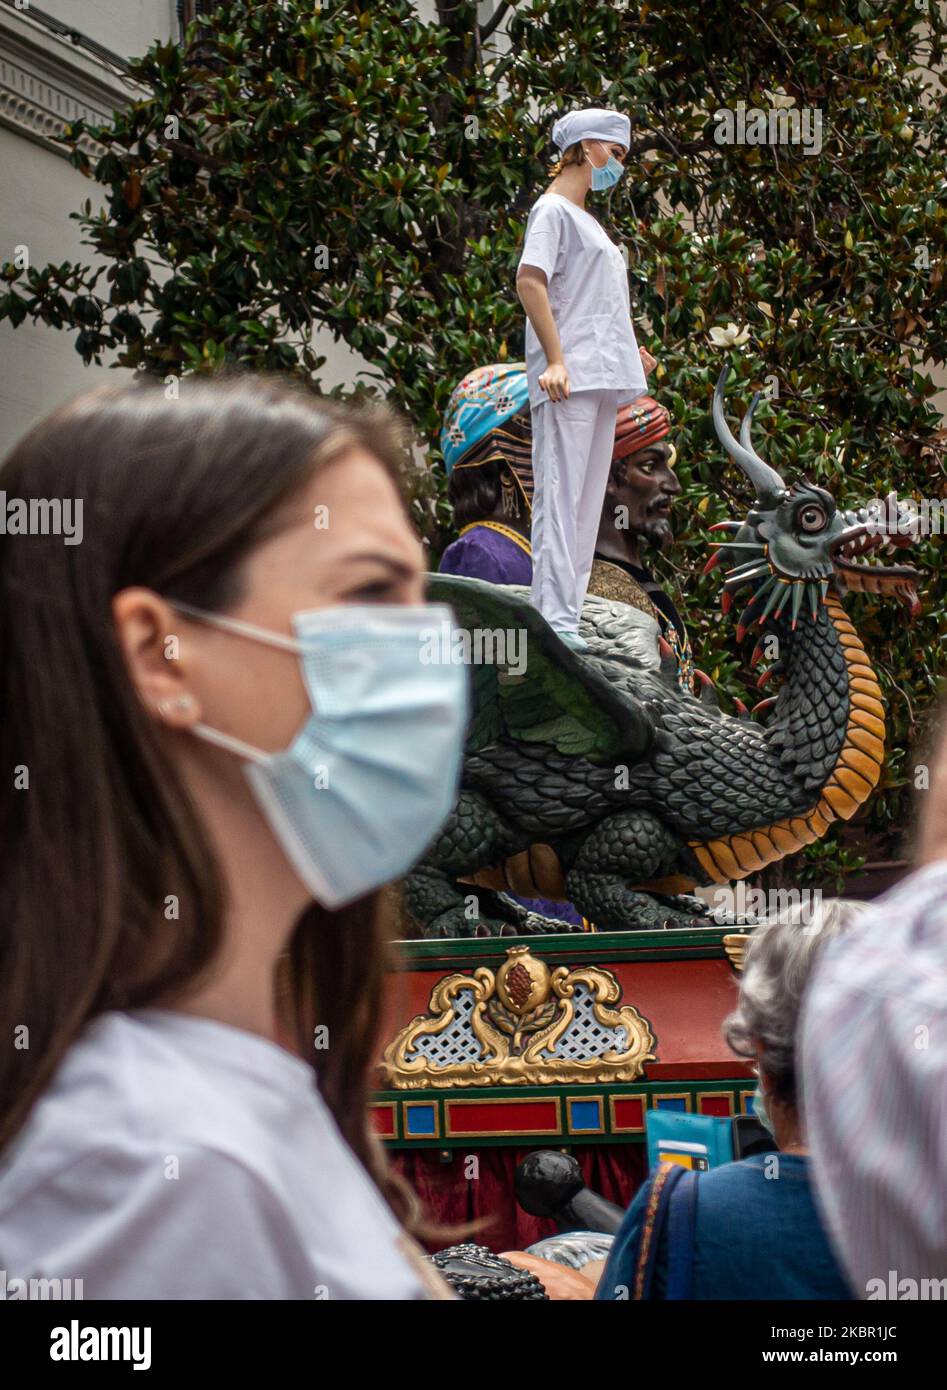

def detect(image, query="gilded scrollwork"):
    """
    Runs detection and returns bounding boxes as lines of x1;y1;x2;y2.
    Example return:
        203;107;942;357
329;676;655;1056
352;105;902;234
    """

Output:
381;946;656;1090
722;932;752;972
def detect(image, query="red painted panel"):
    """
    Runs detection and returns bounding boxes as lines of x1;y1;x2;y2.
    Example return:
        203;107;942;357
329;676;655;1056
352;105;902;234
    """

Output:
698;1095;734;1117
446;1099;559;1135
612;1097;645;1130
608;960;741;1065
649;1059;754;1080
369;1105;396;1136
379;967;438;1040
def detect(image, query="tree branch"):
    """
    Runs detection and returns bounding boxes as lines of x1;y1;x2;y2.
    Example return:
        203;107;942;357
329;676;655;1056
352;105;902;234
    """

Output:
480;2;512;44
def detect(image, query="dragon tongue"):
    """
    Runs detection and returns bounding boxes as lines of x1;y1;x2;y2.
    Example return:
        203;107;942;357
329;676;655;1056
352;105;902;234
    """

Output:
899;581;921;618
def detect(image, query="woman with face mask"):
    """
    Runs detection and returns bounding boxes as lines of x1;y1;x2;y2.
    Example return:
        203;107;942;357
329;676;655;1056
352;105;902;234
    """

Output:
0;376;467;1299
516;107;655;651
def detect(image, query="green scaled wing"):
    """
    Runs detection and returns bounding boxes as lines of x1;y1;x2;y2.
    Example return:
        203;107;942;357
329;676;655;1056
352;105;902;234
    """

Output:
427;574;654;765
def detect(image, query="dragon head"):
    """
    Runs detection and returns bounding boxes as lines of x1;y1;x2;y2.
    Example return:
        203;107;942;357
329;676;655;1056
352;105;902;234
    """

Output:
707;367;922;636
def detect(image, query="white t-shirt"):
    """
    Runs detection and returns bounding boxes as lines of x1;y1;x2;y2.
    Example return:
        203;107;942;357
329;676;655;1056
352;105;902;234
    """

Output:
0;1009;434;1300
517;191;648;410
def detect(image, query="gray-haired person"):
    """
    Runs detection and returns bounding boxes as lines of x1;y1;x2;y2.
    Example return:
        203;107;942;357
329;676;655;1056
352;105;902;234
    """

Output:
802;724;947;1295
596;899;863;1301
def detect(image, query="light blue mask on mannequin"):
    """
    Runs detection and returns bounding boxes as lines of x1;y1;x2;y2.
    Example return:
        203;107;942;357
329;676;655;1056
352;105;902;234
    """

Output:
587;141;624;191
172;601;469;909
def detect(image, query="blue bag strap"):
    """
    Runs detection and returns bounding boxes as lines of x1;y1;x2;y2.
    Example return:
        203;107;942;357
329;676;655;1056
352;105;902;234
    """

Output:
631;1162;688;1300
664;1167;699;1300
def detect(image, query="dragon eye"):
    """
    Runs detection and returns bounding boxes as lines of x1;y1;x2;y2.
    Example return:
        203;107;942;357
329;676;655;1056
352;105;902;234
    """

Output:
798;504;827;533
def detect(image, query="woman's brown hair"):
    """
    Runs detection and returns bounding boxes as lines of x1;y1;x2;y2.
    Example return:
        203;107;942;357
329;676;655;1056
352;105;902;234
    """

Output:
0;372;423;1230
548;140;586;177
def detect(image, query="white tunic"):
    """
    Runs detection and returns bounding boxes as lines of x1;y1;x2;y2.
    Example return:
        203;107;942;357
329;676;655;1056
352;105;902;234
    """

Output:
518;191;647;410
0;1009;434;1300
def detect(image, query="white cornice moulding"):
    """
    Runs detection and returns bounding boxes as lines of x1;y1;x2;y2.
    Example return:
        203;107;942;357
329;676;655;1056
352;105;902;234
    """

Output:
0;5;144;158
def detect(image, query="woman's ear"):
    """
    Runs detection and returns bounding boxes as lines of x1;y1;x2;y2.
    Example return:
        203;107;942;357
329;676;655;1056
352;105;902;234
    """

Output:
112;587;202;730
752;1041;772;1092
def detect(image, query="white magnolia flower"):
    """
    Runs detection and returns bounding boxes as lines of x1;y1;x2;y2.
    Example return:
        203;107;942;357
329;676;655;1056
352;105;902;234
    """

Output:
763;88;796;109
709;322;751;347
758;303;801;325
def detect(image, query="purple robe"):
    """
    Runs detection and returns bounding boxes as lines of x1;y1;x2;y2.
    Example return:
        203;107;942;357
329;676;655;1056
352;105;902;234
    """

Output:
439;524;533;586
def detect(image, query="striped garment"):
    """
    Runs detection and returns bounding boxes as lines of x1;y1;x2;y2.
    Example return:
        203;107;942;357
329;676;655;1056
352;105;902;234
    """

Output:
800;860;947;1296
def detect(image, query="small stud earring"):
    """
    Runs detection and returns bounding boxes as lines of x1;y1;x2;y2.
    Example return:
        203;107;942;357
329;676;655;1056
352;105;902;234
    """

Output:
157;695;193;717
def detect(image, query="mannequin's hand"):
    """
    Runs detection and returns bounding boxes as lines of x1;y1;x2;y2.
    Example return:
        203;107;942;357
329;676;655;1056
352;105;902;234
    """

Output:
499;1252;599;1300
639;347;657;376
539;361;570;402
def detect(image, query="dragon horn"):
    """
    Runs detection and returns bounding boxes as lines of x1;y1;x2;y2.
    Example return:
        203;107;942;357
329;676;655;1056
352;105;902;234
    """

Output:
713;366;786;506
739;391;762;452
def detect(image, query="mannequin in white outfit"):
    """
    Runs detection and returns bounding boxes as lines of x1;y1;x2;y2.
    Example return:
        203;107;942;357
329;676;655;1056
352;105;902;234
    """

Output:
517;107;654;649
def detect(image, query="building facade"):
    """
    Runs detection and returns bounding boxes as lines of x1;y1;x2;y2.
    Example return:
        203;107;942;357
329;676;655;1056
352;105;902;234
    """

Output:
0;0;367;457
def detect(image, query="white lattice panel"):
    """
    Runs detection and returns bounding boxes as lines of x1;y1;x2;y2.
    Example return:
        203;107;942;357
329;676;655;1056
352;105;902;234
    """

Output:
541;983;627;1059
409;988;485;1067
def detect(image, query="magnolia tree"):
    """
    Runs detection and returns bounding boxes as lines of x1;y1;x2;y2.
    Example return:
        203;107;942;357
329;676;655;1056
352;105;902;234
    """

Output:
3;0;947;881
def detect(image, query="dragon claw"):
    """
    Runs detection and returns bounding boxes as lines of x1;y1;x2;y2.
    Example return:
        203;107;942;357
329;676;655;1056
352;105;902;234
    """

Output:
756;662;784;689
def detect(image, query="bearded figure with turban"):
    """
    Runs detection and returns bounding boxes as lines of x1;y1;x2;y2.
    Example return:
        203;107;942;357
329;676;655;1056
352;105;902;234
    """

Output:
437;364;694;694
590;396;695;693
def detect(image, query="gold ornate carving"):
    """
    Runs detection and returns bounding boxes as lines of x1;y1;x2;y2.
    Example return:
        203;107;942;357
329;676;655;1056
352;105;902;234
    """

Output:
722;932;752;972
380;946;656;1090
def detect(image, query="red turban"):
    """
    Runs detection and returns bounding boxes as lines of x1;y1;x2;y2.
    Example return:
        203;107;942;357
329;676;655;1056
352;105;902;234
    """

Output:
613;396;671;460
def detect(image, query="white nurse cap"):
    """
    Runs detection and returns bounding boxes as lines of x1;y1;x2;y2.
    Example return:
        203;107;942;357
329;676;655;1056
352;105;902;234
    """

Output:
551;107;631;152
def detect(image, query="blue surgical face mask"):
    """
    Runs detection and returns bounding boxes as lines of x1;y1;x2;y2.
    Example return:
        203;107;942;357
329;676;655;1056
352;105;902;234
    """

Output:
752;1081;776;1140
171;601;469;909
587;142;624;191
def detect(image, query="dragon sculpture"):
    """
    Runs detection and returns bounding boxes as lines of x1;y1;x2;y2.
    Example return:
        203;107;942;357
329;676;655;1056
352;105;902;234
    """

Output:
406;368;921;937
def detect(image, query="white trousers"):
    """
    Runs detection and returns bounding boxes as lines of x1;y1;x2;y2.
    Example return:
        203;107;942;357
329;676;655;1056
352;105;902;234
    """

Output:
529;388;620;633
